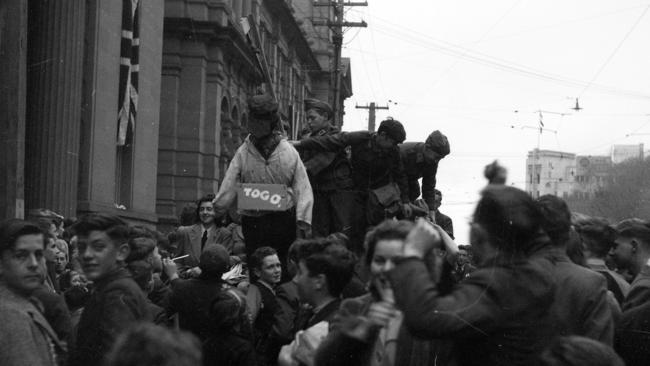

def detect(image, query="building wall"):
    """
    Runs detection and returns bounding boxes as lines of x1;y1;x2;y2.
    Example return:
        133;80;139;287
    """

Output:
0;0;27;220
611;144;644;164
572;155;612;199
77;0;163;225
526;149;576;198
157;0;323;228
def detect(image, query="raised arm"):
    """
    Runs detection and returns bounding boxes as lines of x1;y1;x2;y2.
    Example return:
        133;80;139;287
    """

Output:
295;131;370;152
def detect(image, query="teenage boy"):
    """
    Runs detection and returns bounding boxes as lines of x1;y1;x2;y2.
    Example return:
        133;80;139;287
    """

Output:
0;219;65;366
247;246;283;366
70;214;149;366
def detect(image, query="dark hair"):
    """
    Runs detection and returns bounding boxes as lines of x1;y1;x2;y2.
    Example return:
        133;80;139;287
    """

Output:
574;217;616;259
104;324;202;366
209;289;248;331
179;204;198;226
126;237;156;263
0;219;45;253
249;246;278;271
474;186;543;254
539;336;624;366
299;239;355;297
536;195;572;247
434;189;442;197
364;220;413;267
614;219;650;247
71;214;129;246
34;217;56;234
127;260;154;292
64;285;90;311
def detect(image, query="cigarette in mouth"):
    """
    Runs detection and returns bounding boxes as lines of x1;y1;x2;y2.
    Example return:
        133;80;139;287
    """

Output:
171;254;189;262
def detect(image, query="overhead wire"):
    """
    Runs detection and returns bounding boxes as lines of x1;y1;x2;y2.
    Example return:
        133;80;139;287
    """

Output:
347;8;650;100
579;4;650;98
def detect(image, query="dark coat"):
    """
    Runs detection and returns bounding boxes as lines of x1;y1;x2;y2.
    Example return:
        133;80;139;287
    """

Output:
167;276;226;341
535;248;614;345
300;125;354;191
275;281;300;343
295;299;342;332
435;210;454;239
400;142;440;208
314;294;449;366
71;268;149;366
622;264;650;311
388;255;556;366
615;301;650;366
175;223;234;268
203;332;257;366
298;131;409;202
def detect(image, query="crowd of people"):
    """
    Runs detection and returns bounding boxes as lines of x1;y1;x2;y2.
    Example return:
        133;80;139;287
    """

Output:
1;95;649;366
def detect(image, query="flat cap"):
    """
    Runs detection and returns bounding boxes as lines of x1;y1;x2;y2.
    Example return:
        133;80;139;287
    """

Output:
248;94;278;119
425;130;450;157
304;98;333;116
378;119;406;144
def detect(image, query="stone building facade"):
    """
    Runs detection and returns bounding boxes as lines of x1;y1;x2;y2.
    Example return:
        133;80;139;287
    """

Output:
1;0;163;224
157;0;352;227
1;0;353;228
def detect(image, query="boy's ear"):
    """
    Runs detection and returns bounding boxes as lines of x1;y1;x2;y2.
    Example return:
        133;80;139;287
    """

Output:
116;242;131;262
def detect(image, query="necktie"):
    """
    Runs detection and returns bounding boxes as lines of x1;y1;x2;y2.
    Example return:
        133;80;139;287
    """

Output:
201;230;208;251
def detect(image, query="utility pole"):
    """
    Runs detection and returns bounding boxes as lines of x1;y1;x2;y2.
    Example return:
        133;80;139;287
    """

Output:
356;102;389;131
313;1;367;126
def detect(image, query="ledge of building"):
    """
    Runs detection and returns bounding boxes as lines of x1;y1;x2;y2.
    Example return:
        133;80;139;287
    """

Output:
77;201;159;226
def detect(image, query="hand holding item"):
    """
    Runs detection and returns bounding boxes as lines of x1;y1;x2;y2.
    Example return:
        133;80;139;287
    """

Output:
162;258;179;281
403;218;441;259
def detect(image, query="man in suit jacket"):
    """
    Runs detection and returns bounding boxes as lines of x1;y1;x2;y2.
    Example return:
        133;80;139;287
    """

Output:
175;195;233;276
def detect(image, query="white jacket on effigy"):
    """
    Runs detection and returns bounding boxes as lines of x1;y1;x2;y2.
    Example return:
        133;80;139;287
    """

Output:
213;136;313;225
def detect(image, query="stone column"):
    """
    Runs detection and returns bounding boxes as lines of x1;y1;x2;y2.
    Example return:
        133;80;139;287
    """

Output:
25;0;85;218
0;0;27;219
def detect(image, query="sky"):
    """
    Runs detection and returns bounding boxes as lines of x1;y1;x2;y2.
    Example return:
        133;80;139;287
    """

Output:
340;0;650;244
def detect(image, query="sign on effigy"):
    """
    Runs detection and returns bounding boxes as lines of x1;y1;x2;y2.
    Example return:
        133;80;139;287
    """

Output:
237;183;290;211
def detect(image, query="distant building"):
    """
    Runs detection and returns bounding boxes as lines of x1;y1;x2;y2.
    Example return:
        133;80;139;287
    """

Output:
611;144;644;164
526;149;576;199
572;155;612;199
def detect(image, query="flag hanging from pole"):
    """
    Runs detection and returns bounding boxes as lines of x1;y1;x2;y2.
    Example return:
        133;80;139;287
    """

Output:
117;0;140;146
538;111;544;133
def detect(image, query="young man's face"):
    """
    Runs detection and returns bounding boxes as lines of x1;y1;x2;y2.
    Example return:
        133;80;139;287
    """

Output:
296;260;317;304
306;109;329;134
198;201;216;226
0;234;45;295
255;254;282;285
77;230;129;281
54;250;68;274
433;193;442;211
609;236;636;273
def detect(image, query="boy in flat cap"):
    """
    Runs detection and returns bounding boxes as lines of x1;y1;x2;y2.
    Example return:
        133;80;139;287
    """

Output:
300;99;361;246
212;94;313;270
292;119;410;244
399;130;450;220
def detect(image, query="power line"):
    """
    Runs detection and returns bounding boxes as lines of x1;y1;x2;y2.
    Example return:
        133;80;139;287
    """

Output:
579;4;650;98
350;10;650;100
